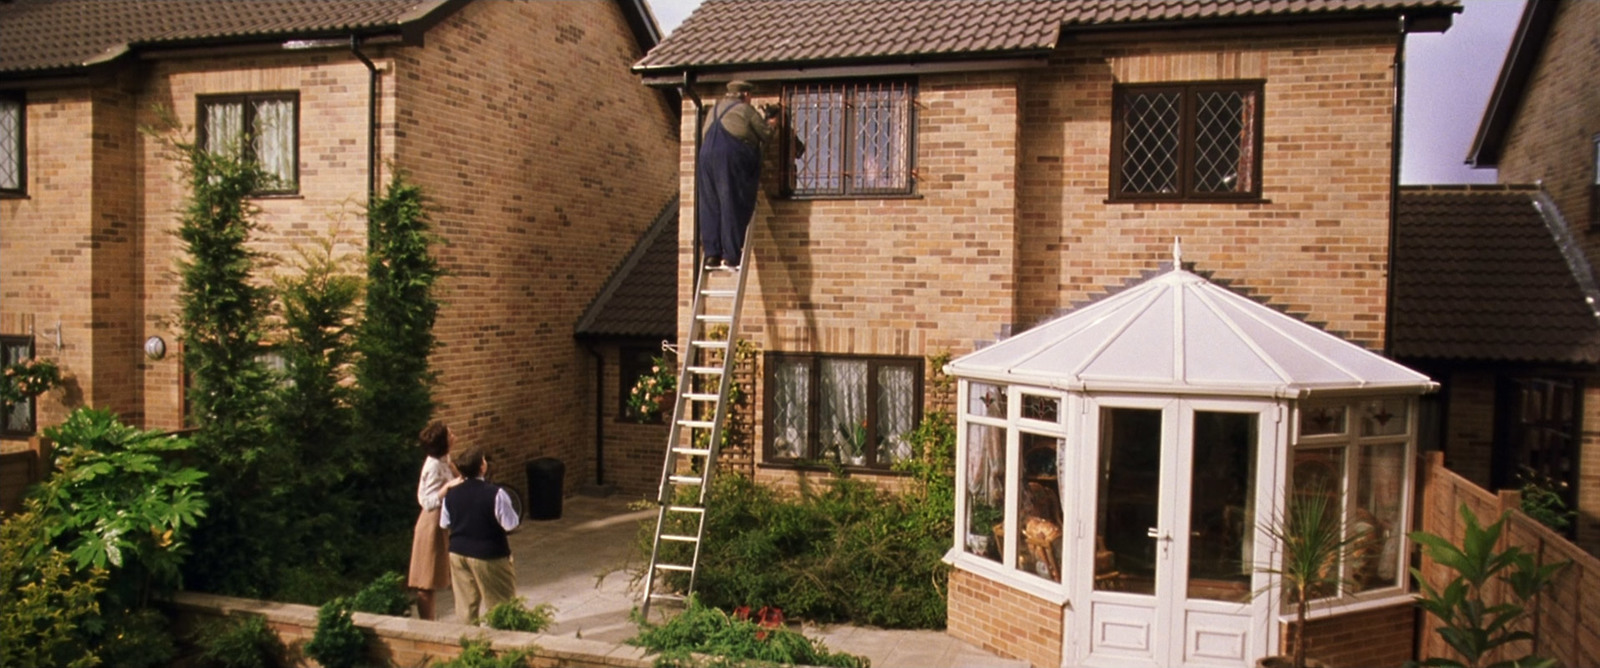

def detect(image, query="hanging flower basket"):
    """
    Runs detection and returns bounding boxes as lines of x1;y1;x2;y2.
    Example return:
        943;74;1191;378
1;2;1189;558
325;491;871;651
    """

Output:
1;358;60;408
627;355;677;423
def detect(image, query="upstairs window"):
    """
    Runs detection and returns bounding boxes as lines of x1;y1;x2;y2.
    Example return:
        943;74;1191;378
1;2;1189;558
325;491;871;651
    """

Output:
0;94;23;196
781;80;916;198
765;353;921;470
198;92;299;194
1111;81;1263;201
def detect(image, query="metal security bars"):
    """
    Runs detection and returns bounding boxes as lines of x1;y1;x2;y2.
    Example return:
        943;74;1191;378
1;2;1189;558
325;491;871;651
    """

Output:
1112;82;1262;201
782;80;916;197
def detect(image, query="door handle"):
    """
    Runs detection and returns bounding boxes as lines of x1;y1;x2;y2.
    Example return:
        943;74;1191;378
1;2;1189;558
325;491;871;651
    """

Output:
1147;527;1171;558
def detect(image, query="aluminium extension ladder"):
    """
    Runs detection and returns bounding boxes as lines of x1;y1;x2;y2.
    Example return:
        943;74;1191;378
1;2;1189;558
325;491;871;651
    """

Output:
639;242;751;618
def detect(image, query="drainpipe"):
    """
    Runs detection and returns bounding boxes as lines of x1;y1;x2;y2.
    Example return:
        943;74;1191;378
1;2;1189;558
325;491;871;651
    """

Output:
1384;14;1408;357
350;35;379;207
685;71;704;290
586;344;607;486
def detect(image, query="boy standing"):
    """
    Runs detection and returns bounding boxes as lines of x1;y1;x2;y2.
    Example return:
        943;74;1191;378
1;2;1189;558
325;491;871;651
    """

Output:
440;446;520;624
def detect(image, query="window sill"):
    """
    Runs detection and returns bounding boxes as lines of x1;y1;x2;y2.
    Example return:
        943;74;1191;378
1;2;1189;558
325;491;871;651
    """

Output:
0;192;28;200
779;193;923;202
249;193;303;200
1104;197;1272;205
757;459;909;476
1281;588;1412;622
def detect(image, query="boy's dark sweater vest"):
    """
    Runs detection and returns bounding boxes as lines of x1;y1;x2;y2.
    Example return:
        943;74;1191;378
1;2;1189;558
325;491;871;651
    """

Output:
444;478;512;560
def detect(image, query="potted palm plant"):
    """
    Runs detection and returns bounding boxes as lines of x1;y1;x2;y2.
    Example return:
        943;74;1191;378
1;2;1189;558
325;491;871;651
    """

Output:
1257;481;1368;668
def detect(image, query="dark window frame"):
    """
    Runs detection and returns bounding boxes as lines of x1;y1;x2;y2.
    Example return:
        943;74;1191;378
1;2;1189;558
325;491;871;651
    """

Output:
762;352;923;471
196;91;301;196
0;93;24;198
780;79;918;199
1;335;38;436
1109;80;1265;202
1493;374;1582;537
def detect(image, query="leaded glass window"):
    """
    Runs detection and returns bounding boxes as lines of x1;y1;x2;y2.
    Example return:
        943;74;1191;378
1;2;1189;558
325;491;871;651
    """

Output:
0;95;22;195
782;80;916;197
198;92;299;194
1;336;38;435
764;353;922;470
1112;81;1262;201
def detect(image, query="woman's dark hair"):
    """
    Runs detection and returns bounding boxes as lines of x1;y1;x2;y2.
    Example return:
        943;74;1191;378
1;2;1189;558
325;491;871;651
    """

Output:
419;421;450;458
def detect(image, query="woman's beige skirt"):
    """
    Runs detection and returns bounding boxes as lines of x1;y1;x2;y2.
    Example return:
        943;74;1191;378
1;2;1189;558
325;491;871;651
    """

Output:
408;507;451;590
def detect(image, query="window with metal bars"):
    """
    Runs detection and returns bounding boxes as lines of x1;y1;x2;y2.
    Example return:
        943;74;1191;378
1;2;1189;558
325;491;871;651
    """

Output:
1110;81;1263;201
197;92;299;195
0;94;23;197
764;353;922;470
781;80;916;198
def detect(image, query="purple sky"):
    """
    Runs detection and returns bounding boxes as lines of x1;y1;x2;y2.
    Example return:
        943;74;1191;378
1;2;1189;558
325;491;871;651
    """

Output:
646;0;1526;185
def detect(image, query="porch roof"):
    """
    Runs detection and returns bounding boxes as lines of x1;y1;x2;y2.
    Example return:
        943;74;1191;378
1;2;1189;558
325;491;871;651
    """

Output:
947;264;1435;398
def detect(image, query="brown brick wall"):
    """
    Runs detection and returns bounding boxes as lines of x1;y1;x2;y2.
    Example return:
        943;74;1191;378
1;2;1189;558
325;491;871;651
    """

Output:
593;342;671;499
1284;603;1414;668
946;567;1062;668
1441;369;1495;488
1496;0;1600;247
394;0;679;501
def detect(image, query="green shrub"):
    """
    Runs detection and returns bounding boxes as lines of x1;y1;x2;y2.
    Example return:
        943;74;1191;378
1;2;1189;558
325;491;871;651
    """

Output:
1517;468;1577;534
350;571;413;616
95;607;178;668
0;510;106;668
630;595;867;668
190;614;290;668
432;637;534;668
304;598;368;668
484;599;555;633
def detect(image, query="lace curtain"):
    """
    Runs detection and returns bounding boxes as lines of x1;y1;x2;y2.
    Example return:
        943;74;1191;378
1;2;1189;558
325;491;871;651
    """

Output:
820;359;868;465
253;98;295;187
770;360;810;459
204;102;244;157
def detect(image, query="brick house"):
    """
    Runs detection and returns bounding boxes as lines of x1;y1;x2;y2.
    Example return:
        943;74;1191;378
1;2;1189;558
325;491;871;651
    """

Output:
634;1;1460;666
1392;0;1600;555
0;0;680;502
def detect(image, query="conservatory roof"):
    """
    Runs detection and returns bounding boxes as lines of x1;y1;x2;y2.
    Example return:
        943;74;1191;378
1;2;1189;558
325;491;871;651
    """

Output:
947;266;1436;398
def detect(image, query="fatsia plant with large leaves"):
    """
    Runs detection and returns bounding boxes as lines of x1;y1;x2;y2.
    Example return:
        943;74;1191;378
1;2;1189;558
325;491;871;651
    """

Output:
1408;504;1567;668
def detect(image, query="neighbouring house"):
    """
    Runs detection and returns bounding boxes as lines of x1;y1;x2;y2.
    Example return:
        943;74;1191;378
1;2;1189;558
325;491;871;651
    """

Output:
634;1;1460;666
0;0;680;504
1391;0;1600;557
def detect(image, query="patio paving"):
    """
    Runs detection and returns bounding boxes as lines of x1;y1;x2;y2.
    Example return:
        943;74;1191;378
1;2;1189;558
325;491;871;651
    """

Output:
435;492;1027;668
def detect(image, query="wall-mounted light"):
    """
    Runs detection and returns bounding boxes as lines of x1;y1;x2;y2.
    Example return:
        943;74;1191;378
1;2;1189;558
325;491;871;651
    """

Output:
144;336;167;361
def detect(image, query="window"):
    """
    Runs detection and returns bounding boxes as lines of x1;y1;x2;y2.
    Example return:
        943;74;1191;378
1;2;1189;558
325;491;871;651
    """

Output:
764;353;921;469
2;336;39;435
0;94;23;196
197;92;299;194
781;80;916;197
1293;397;1414;603
1494;376;1580;536
1111;81;1263;201
959;382;1067;584
620;346;666;423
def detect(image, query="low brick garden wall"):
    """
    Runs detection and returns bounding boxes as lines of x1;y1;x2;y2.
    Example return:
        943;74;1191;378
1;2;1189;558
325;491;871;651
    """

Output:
167;592;654;668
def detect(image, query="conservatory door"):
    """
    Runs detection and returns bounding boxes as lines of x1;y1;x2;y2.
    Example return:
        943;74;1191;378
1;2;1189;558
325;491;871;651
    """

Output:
1073;398;1275;668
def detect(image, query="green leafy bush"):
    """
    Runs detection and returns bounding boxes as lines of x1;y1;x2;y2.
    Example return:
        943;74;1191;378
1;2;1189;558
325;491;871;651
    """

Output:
432;637;534;668
484;599;555;633
0;510;106;668
1408;504;1568;668
304;598;368;668
1517;468;1577;534
630;595;867;668
95;607;178;668
350;571;413;616
189;614;290;668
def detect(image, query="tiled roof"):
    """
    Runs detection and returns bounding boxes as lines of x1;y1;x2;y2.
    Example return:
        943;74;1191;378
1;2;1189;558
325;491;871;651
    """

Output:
0;0;452;74
575;199;679;340
1391;185;1600;365
635;0;1459;72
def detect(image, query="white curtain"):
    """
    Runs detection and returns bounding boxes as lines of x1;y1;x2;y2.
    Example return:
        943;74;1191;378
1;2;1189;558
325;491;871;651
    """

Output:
253;99;295;187
820;359;868;465
876;365;915;464
205;102;244;157
770;360;810;459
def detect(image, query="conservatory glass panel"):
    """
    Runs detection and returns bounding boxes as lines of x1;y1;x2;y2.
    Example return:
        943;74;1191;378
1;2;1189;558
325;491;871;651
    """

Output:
1014;432;1064;581
965;423;1005;563
968;382;1006;419
1095;408;1163;594
1360;398;1409;437
1353;442;1405;591
1021;393;1059;423
1299;405;1346;437
1187;411;1257;602
1290;447;1347;602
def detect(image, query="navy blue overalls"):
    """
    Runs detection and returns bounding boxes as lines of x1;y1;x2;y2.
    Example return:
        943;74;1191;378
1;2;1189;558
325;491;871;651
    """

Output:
696;100;761;267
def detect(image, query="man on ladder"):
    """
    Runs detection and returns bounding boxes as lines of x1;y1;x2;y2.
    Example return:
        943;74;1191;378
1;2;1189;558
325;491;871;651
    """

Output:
697;80;778;272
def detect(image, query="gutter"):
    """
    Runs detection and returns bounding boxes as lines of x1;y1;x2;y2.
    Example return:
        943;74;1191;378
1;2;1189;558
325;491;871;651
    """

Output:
350;36;379;207
1384;14;1407;357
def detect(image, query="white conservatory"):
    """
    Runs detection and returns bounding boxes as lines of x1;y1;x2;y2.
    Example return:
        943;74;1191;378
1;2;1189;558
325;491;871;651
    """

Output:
944;263;1436;668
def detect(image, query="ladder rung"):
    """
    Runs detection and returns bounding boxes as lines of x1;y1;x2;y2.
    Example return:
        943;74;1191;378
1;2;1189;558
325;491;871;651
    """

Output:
672;447;712;457
700;288;736;297
684;392;718;402
661;534;698;543
655;563;693;572
648;592;687;602
696;314;732;324
677;419;714;429
667;505;704;514
692;340;729;350
688;366;724;375
669;475;703;486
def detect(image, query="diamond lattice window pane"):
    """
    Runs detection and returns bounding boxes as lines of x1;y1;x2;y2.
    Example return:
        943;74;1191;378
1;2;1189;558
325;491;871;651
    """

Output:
0;100;20;190
876;364;915;464
820;359;869;465
1193;90;1253;193
770;360;811;459
1120;91;1180;194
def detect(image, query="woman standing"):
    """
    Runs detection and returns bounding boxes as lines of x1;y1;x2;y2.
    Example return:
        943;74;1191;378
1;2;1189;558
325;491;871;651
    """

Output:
409;421;460;620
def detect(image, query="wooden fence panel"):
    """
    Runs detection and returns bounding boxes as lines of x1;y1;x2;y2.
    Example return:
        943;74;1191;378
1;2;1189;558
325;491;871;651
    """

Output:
1418;452;1600;667
0;448;38;513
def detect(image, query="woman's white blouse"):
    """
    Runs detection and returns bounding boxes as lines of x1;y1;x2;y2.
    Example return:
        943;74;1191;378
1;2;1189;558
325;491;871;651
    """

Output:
416;455;457;510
